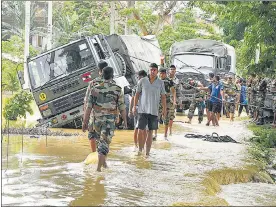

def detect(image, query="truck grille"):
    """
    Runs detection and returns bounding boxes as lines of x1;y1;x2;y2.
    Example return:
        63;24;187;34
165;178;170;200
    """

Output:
52;88;87;114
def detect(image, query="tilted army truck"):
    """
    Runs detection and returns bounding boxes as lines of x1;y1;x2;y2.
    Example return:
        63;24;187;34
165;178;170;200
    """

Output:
17;34;162;128
169;39;236;112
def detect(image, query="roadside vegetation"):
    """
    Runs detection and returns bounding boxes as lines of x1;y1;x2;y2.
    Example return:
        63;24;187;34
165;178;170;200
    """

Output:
247;124;276;168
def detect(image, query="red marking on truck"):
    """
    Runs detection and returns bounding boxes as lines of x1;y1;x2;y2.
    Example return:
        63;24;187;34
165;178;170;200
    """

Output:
81;72;92;82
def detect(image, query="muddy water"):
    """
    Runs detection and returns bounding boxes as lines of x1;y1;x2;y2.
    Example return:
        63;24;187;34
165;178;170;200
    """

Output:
2;124;199;206
2;117;276;206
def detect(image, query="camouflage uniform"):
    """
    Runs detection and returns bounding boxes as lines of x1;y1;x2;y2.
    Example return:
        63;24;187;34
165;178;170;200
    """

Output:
247;79;253;116
224;82;237;114
250;78;259;113
159;77;175;125
272;79;276;113
187;81;205;123
88;80;125;155
84;77;116;139
256;78;267;121
169;76;182;110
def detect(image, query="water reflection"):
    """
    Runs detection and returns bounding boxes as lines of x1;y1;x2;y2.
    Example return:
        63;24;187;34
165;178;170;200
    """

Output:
70;175;106;206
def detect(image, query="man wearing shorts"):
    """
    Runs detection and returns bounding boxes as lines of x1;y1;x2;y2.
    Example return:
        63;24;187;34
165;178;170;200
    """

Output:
129;70;147;149
133;63;166;156
208;75;224;126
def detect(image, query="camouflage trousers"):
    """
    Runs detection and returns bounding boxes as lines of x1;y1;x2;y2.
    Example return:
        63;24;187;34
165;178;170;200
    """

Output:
187;99;205;122
273;94;276;113
250;94;258;112
92;115;116;156
256;94;265;117
225;99;235;114
159;102;175;125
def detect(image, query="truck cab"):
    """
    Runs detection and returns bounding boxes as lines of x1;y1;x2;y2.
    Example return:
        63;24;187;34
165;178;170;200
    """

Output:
169;39;236;111
24;35;126;128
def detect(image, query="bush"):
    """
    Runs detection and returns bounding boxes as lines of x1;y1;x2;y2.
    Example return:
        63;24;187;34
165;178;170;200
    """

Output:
248;124;276;164
3;90;34;120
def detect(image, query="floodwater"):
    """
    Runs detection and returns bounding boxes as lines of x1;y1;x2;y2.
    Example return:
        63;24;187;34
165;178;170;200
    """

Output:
2;116;276;206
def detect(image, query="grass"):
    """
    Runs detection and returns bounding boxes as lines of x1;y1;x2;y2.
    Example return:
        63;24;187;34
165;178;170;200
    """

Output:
247;124;276;165
201;166;274;196
172;165;274;206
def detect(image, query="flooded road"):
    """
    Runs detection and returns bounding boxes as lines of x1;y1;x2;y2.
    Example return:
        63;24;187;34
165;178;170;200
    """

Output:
2;117;276;206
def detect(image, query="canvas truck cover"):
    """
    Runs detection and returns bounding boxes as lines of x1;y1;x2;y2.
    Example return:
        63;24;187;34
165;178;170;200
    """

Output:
170;39;227;57
106;34;162;75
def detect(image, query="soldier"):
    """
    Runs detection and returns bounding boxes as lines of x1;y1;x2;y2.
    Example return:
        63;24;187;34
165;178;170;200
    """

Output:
247;76;253;118
168;65;181;110
238;78;249;117
186;78;205;124
82;66;127;172
224;76;238;122
272;79;276;128
250;74;259;122
158;68;176;139
83;60;108;152
256;77;268;125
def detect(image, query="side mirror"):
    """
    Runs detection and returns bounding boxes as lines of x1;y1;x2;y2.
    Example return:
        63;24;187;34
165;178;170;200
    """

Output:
17;70;25;88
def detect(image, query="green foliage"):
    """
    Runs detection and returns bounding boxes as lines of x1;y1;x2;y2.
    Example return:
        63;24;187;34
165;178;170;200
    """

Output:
1;1;45;39
2;35;38;58
52;1;113;46
248;124;276;164
194;1;276;77
2;72;20;93
2;35;38;93
157;8;221;55
3;91;34;120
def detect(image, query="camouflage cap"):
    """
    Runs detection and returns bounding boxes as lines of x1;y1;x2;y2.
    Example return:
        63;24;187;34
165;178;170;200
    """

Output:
159;68;167;73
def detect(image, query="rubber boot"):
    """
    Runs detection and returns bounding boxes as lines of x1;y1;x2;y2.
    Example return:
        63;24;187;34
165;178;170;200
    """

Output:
256;118;264;125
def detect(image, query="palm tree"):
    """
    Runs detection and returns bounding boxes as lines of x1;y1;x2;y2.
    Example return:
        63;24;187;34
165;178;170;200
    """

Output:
52;12;91;47
1;1;46;40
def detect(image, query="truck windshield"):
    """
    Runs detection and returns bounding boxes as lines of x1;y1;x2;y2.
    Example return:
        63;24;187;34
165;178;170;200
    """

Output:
28;40;95;89
173;54;214;69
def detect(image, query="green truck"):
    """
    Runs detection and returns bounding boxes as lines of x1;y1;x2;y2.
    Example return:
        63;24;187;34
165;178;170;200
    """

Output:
18;34;162;128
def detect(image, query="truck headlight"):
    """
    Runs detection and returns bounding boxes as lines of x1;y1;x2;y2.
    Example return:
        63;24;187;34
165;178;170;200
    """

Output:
42;109;52;117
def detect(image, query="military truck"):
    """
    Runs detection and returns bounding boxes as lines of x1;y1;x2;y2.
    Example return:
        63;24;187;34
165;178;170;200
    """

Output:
17;34;162;128
169;39;236;112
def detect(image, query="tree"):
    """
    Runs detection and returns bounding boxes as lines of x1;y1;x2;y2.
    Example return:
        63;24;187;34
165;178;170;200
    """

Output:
192;1;276;77
1;1;44;39
3;90;34;120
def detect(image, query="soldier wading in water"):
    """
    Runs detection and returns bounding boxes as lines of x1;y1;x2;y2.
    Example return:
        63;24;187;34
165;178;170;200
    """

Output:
82;66;127;171
158;68;176;139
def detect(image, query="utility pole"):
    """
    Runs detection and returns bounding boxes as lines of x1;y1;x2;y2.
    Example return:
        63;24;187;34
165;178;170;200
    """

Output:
23;1;31;89
47;1;53;50
110;1;115;34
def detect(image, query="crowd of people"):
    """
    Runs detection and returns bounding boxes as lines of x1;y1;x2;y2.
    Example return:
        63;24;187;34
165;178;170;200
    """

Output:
82;60;276;171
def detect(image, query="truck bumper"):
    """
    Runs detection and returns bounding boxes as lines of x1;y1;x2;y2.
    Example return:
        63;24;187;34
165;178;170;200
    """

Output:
36;105;84;128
